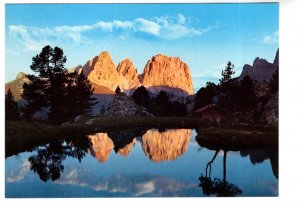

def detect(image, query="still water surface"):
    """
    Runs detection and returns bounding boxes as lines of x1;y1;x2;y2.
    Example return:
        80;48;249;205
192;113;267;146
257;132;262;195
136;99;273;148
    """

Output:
5;129;278;197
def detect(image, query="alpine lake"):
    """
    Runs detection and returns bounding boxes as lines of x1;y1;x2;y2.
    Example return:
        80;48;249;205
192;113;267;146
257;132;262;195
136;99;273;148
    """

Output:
5;124;278;198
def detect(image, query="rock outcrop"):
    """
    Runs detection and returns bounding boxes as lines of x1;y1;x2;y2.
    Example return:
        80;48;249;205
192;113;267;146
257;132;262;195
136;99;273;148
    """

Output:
84;51;129;92
5;72;30;101
68;65;83;74
104;94;153;117
140;129;191;162
239;49;279;82
259;92;279;125
117;58;140;89
142;54;194;96
88;133;114;163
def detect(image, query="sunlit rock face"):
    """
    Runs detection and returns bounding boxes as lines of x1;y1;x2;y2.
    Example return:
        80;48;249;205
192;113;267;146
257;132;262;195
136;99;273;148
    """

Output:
142;54;194;96
118;139;136;157
117;58;140;90
140;129;191;162
88;133;114;163
84;51;129;92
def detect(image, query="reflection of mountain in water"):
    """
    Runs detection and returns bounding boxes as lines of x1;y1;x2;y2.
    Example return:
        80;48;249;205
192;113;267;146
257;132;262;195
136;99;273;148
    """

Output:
118;139;136;157
141;129;191;162
88;133;114;162
88;129;146;161
88;129;191;163
107;129;146;154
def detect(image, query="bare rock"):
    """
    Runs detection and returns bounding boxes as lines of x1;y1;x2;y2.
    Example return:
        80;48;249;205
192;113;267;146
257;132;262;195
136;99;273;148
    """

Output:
142;54;194;95
259;92;278;125
117;58;140;89
84;51;129;92
104;94;153;117
239;49;279;82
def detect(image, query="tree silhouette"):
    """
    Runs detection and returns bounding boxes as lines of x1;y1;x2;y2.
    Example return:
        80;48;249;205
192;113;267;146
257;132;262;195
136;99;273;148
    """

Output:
194;82;219;110
115;85;121;94
132;86;150;108
28;137;91;182
22;75;47;120
220;61;235;87
236;75;257;110
199;150;242;197
22;45;95;124
66;71;97;119
5;88;19;120
218;61;239;110
150;90;171;116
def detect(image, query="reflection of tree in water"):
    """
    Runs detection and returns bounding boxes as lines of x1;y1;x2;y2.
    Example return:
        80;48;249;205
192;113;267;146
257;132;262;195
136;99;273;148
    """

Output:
107;128;147;154
199;150;242;197
28;136;91;182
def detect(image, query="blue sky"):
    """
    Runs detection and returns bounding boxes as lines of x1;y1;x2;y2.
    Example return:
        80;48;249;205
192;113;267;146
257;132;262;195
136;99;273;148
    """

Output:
5;3;279;91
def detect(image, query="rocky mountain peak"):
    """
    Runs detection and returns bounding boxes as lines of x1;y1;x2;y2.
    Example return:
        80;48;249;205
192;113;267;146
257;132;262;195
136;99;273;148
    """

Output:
239;49;278;82
117;58;140;89
16;72;27;79
85;51;129;92
142;54;194;96
253;57;271;67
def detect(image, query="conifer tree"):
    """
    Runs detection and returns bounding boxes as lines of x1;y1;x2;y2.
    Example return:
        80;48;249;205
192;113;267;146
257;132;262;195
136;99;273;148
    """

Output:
5;88;19;120
22;45;96;124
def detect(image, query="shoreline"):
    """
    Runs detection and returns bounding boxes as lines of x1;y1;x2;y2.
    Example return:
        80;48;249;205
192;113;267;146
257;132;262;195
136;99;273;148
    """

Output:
5;117;278;158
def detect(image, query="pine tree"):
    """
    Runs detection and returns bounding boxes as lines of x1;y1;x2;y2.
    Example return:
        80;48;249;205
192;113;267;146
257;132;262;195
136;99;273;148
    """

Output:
5;88;19;121
22;75;47;120
22;45;96;124
66;72;97;118
115;86;121;94
219;61;238;109
132;86;150;108
194;82;219;111
219;61;235;87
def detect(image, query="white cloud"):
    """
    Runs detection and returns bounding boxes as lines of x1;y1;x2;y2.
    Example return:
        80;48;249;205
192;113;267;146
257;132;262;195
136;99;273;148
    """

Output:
8;14;219;51
177;14;186;25
262;31;279;45
7;160;30;183
134;18;161;36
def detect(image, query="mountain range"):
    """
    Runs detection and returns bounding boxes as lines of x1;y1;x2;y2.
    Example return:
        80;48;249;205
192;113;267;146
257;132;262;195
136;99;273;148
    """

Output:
5;49;279;104
72;51;194;97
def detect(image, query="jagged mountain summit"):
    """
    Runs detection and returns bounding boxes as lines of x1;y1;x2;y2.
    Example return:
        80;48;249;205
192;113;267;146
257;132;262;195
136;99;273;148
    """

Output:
117;58;140;90
83;51;129;93
142;54;194;96
6;51;195;102
239;49;279;82
78;51;194;97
